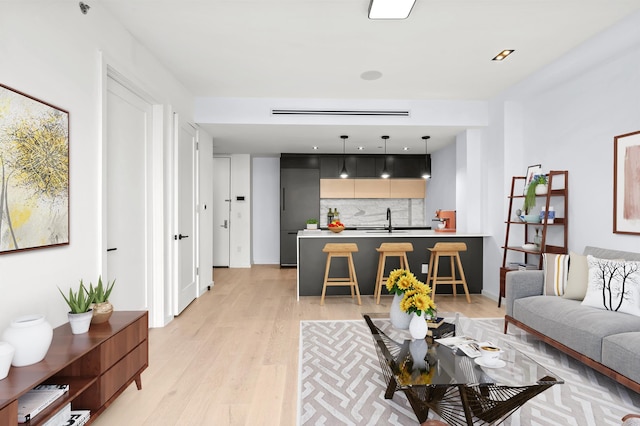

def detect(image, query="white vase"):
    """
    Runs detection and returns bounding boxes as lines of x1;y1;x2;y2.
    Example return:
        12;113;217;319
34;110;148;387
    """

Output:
1;314;53;367
389;293;411;330
0;342;15;379
409;313;428;340
68;310;93;335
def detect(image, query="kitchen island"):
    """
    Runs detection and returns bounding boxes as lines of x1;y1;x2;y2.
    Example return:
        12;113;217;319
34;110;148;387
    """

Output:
297;229;485;299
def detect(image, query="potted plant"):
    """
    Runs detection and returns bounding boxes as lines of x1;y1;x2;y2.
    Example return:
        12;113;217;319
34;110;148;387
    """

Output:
58;281;95;334
306;218;318;230
88;276;116;324
523;174;548;214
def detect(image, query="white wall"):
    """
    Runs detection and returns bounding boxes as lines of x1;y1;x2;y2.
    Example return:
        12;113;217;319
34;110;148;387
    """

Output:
229;155;252;267
252;157;280;264
424;143;457;221
481;10;640;300
0;4;194;329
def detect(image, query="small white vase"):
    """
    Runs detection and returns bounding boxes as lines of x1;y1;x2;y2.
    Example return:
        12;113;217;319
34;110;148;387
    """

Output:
409;313;428;340
68;310;93;335
1;314;53;367
389;293;411;330
0;342;15;379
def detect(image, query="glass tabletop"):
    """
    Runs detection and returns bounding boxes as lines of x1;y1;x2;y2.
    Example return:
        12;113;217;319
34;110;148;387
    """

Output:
363;314;563;388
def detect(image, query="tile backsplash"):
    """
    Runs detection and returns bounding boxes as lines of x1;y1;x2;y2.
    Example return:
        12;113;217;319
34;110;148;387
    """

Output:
320;199;425;227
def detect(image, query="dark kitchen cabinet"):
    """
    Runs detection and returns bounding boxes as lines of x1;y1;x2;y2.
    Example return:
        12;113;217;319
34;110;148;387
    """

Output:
280;168;320;266
320;156;357;178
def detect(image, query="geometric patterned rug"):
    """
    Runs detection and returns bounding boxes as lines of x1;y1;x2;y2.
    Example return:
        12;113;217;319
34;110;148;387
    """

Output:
298;317;640;425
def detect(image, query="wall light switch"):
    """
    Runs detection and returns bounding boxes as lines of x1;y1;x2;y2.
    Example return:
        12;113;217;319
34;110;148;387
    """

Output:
421;263;429;274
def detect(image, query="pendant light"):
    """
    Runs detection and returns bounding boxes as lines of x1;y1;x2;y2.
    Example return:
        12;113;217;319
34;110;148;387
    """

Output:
381;135;390;179
421;136;431;179
340;135;349;178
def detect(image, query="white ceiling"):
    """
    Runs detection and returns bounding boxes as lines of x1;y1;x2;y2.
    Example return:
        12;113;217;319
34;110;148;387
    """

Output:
99;0;640;155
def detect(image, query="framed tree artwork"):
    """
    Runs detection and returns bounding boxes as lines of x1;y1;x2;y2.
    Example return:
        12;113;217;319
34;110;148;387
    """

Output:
614;130;640;235
0;83;69;254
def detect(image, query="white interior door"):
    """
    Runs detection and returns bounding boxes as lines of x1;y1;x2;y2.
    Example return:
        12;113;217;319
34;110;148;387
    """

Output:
106;77;150;311
174;120;198;315
213;157;230;267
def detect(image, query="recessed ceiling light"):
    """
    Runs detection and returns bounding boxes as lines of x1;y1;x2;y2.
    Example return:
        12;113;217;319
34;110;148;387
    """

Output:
357;146;364;150
403;147;409;151
368;0;416;19
312;146;319;150
492;50;515;61
360;70;383;81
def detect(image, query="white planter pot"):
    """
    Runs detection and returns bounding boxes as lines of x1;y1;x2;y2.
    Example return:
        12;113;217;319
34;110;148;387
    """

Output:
389;293;411;330
306;223;318;230
68;310;93;335
535;184;548;195
0;342;15;379
1;314;53;367
409;313;428;340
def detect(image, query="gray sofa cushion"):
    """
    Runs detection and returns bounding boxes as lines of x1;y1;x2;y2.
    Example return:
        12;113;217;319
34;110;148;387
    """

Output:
602;332;640;384
512;296;640;362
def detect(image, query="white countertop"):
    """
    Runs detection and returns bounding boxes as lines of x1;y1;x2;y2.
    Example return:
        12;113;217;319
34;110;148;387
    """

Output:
298;229;486;238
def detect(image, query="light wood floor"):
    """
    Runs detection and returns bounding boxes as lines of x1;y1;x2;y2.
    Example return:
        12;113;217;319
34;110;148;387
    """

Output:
93;265;505;426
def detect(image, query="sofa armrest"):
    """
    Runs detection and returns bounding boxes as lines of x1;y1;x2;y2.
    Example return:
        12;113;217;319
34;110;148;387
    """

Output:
505;270;544;316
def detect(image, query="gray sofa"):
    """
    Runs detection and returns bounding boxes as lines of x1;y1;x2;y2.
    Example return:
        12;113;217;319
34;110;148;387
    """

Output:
504;246;640;393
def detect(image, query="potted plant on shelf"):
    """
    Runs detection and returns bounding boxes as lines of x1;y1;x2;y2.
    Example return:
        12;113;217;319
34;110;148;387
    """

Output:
306;218;318;230
89;276;116;324
58;281;95;334
523;174;548;215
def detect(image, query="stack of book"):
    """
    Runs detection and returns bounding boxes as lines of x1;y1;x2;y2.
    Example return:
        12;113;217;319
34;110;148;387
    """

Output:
17;384;90;425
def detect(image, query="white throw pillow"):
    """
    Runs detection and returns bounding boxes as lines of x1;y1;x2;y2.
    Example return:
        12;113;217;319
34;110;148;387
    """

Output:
581;255;640;316
543;253;569;296
563;252;589;300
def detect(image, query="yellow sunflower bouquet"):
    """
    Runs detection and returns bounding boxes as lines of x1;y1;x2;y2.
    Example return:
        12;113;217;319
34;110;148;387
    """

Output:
386;269;437;318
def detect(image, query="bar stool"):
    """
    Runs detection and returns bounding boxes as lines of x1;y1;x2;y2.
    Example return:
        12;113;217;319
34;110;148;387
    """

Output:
373;242;414;304
426;242;471;303
320;243;361;306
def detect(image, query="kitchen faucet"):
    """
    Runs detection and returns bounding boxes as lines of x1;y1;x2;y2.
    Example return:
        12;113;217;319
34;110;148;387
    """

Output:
386;207;392;233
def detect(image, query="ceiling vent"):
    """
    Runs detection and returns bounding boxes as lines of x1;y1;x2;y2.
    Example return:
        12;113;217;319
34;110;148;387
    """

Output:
271;109;410;117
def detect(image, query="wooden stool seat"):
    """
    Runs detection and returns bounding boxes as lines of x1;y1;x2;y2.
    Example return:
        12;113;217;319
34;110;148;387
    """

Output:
426;242;471;303
321;243;361;305
374;242;414;304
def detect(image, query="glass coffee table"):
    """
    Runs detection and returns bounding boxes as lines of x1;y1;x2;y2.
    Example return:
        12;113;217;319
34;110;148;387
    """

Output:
363;314;563;426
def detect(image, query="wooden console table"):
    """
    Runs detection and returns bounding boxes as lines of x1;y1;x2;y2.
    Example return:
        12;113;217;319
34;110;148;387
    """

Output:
0;311;148;425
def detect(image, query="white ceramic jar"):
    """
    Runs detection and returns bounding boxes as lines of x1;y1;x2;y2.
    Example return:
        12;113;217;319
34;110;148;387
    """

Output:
0;342;15;379
1;314;53;367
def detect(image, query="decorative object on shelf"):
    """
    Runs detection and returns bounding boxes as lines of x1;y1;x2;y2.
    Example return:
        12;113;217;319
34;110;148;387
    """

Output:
533;228;542;248
386;268;437;335
1;314;53;367
328;220;345;233
521;214;540;223
89;276;116;324
0;341;15;379
521;243;537;250
306;218;318;230
523;174;547;214
58;280;96;334
523;164;542;195
0;83;70;255
613;130;640;235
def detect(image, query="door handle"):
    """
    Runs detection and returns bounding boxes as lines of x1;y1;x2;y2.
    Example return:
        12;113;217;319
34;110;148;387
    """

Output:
282;188;285;211
107;248;117;252
174;234;189;240
220;219;228;229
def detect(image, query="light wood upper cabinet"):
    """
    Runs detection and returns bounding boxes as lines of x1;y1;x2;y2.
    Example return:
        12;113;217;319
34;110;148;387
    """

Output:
390;179;426;198
354;179;390;198
321;178;426;199
320;179;355;198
